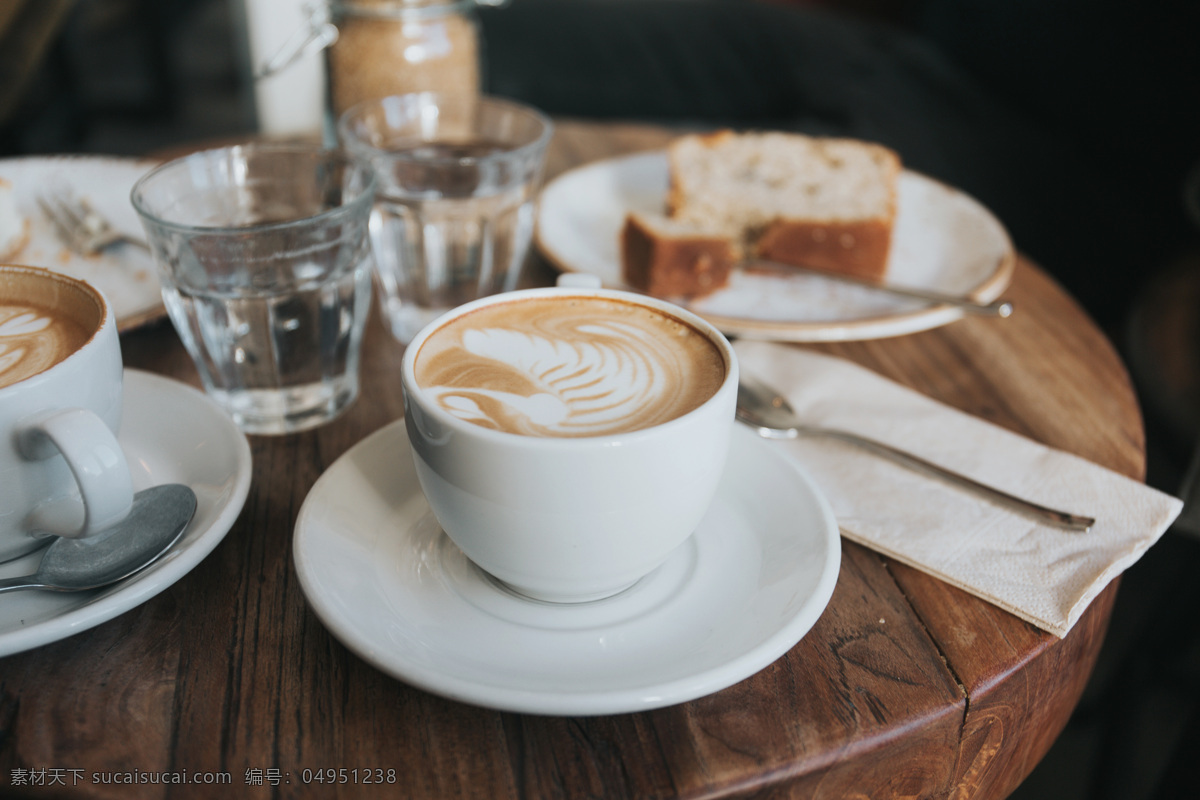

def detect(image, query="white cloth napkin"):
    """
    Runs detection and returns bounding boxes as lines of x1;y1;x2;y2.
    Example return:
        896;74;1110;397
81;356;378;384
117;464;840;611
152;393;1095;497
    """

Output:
734;341;1183;637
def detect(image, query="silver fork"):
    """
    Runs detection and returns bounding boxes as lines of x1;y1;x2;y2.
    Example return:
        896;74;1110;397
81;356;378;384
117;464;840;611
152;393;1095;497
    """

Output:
37;190;149;256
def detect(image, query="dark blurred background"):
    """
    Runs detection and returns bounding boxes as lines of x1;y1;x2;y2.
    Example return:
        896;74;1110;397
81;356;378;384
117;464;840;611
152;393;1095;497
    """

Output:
2;1;1199;797
3;0;1198;334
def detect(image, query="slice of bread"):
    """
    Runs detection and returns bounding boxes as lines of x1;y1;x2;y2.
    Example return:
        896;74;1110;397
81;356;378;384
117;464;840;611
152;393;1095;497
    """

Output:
0;178;29;261
620;130;901;297
620;211;735;298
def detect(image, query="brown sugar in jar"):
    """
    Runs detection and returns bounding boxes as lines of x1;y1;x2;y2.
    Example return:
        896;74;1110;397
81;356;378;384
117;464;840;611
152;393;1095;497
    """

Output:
328;0;482;116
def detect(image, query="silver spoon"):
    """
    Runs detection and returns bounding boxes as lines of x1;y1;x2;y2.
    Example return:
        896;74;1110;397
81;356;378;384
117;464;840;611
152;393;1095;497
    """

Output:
744;259;1014;317
735;372;1095;531
0;484;197;593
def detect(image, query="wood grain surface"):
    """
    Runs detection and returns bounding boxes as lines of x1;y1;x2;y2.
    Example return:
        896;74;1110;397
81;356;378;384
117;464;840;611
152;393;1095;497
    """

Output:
0;120;1145;799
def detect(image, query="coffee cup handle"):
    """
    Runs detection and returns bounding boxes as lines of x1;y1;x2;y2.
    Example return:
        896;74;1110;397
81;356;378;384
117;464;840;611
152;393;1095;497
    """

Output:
16;407;134;538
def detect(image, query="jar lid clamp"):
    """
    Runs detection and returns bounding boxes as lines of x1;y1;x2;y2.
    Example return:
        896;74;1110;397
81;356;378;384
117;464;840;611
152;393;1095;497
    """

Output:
256;0;508;81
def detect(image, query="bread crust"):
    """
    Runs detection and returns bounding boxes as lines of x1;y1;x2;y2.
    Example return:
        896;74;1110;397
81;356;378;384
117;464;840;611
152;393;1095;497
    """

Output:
0;177;28;262
0;218;29;262
755;216;894;282
621;212;735;298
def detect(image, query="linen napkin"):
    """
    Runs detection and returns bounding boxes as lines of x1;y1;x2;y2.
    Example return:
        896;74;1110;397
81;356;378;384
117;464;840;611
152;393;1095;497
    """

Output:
734;341;1184;637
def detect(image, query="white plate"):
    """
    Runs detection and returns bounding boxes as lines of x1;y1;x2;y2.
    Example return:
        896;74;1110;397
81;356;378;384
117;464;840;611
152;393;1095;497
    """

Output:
293;422;841;716
535;151;1015;341
0;155;165;331
0;370;252;657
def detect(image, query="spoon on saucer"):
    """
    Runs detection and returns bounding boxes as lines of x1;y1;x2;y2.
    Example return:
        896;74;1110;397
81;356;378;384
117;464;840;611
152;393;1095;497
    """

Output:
0;484;197;594
735;372;1095;531
742;259;1014;317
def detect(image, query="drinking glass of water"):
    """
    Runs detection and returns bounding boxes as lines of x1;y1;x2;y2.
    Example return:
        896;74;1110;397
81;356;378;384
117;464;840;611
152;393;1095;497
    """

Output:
131;143;377;435
337;93;554;345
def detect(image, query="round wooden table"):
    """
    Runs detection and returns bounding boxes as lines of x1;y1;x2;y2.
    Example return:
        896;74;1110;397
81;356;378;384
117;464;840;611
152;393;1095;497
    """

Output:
0;121;1143;799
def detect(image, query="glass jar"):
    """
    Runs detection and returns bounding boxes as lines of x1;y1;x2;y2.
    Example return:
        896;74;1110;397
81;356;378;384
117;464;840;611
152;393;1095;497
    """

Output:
327;0;483;117
257;1;504;124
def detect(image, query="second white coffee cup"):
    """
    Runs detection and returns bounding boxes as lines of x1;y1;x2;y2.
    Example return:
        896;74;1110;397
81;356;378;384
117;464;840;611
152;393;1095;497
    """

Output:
400;283;738;603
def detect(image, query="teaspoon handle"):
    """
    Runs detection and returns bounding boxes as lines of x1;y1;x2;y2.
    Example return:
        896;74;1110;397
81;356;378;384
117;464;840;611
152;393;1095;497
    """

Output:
745;259;1014;317
804;425;1095;531
0;576;42;593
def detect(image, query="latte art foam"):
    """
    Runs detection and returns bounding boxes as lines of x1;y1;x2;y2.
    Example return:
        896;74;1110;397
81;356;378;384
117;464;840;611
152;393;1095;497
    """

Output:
0;304;91;389
414;296;726;437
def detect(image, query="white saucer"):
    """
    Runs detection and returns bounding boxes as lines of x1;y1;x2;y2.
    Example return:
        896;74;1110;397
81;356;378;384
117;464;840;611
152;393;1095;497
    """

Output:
293;422;841;716
0;370;252;657
535;151;1015;342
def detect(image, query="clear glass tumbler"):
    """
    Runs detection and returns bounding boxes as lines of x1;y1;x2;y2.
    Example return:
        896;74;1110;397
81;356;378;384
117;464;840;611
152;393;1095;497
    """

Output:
338;93;553;344
131;144;377;435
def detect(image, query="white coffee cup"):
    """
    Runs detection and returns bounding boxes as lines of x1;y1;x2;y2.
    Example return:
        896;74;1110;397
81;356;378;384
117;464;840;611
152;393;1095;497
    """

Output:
400;283;738;602
0;265;133;561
